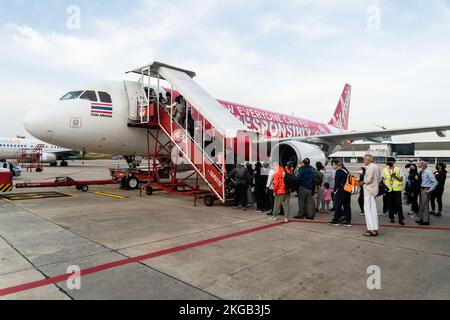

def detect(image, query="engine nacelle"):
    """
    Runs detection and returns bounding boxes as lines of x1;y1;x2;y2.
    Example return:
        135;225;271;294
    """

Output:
270;141;327;167
41;153;57;163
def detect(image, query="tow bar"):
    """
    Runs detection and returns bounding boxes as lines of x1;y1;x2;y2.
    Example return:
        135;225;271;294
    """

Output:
15;177;116;192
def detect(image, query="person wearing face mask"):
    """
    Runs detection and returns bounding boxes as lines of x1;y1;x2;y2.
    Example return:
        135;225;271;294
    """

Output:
383;157;405;225
405;164;421;219
430;163;447;217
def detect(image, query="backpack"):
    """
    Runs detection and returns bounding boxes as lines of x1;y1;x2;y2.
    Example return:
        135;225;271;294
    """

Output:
314;169;324;186
284;173;299;193
343;169;361;194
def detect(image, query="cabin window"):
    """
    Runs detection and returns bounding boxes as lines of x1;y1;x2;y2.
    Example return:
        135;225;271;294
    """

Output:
98;92;112;103
80;90;98;102
60;91;84;100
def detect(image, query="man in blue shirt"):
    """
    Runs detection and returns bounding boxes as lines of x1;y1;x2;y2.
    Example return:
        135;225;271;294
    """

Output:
295;158;315;220
417;161;438;226
329;160;338;211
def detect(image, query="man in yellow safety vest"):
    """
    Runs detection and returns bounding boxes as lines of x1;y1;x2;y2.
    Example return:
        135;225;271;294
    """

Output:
383;157;405;225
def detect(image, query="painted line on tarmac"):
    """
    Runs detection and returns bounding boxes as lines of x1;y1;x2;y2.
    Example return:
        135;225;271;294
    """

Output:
0;221;287;297
88;191;128;199
0;192;73;202
290;220;450;231
0;197;12;203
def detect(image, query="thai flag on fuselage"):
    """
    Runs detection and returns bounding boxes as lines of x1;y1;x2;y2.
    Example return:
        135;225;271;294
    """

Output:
91;102;113;118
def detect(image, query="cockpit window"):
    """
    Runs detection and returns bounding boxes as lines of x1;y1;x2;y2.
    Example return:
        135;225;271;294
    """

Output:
80;90;98;102
60;91;83;100
98;91;112;103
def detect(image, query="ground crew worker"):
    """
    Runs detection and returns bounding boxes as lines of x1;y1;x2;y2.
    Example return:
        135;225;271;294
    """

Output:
383;157;405;225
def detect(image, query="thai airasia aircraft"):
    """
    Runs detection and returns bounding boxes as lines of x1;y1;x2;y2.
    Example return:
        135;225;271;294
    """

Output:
22;75;450;169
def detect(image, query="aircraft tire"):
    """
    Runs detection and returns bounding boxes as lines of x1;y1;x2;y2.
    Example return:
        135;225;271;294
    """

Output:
126;177;140;190
60;161;68;167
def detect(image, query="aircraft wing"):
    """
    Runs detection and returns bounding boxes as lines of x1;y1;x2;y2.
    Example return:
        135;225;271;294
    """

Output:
284;125;450;144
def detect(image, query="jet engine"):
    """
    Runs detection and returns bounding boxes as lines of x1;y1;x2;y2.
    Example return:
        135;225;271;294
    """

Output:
41;153;57;163
270;141;327;167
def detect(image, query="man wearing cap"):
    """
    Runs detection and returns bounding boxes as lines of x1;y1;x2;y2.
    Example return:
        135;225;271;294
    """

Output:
383;157;405;225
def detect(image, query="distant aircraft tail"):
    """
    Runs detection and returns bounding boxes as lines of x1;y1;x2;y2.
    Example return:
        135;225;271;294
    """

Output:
328;84;352;131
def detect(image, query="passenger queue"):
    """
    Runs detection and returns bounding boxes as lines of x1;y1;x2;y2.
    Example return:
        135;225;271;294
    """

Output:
228;156;446;237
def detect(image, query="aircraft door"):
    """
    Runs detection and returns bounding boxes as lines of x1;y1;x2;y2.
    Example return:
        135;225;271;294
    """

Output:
124;81;144;121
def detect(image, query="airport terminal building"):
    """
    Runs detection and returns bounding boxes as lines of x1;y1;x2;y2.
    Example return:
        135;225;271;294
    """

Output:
330;140;450;164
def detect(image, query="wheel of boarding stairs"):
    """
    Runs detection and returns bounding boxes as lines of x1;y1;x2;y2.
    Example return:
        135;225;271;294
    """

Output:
80;185;89;192
146;186;153;196
204;194;215;207
36;168;43;173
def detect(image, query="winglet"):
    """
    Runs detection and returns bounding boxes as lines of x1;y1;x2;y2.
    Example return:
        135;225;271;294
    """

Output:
328;84;352;131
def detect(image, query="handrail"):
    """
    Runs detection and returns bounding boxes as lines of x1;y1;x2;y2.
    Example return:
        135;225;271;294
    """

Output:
157;104;225;176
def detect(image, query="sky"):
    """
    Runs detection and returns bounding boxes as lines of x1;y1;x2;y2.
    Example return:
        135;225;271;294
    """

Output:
1;0;450;141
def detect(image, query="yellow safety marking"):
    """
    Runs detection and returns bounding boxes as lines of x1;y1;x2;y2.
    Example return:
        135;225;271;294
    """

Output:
0;184;13;193
88;191;128;199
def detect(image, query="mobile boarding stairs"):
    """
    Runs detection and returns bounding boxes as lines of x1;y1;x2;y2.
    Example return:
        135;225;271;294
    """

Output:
125;62;251;206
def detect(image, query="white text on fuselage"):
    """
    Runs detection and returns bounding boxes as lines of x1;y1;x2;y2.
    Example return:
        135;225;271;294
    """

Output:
221;102;331;138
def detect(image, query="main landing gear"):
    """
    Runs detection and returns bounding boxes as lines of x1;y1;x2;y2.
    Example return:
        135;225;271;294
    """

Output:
50;161;68;167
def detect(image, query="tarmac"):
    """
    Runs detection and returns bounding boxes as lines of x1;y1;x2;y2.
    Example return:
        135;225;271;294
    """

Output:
0;160;449;300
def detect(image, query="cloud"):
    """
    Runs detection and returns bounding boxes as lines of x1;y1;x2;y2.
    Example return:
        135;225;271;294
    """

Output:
257;13;341;38
0;0;450;143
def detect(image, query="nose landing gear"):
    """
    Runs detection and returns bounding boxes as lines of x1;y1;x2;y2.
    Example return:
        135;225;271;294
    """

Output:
118;156;142;190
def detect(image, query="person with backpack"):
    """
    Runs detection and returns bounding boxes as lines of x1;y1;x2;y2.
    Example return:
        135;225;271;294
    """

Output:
294;158;315;220
328;161;352;227
269;162;291;223
229;163;252;212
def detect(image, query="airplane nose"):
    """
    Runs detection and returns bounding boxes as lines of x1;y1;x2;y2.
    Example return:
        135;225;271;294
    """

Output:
23;105;56;143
